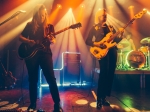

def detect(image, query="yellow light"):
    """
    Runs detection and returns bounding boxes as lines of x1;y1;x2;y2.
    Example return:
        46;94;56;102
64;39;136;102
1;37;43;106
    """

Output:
69;8;72;11
75;99;88;105
90;102;96;108
80;4;85;8
143;8;150;15
57;4;62;9
128;5;134;9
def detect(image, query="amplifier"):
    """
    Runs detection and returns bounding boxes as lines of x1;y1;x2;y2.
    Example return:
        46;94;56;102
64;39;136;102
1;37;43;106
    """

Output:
62;52;81;85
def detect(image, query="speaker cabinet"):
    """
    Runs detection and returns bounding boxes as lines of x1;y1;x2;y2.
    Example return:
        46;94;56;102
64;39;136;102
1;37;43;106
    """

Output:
62;52;81;85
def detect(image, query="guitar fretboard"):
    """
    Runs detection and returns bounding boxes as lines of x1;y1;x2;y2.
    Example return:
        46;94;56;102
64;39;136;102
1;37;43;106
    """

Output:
54;27;70;35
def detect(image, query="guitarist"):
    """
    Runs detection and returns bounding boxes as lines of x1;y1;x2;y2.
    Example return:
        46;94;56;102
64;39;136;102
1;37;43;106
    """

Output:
86;9;124;109
19;4;63;112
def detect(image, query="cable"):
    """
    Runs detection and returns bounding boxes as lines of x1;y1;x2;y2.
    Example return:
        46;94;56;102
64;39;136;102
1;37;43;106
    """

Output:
111;95;135;112
16;59;29;108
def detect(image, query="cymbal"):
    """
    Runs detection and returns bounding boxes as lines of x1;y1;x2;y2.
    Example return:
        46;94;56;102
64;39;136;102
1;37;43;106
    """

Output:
140;37;150;45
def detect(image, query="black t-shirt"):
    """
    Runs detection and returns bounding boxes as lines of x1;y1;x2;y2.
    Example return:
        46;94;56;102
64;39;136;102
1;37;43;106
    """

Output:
86;23;122;47
86;23;112;46
21;22;55;54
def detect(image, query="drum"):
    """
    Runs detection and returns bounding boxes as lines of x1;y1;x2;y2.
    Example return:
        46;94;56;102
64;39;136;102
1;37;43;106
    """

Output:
126;50;146;68
139;46;149;54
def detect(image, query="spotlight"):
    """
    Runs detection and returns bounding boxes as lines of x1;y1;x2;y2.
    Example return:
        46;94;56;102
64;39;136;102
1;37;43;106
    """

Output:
80;4;85;8
128;5;134;9
57;4;62;9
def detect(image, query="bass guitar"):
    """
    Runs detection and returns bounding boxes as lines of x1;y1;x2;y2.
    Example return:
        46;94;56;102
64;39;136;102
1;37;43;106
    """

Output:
18;22;82;60
90;9;147;60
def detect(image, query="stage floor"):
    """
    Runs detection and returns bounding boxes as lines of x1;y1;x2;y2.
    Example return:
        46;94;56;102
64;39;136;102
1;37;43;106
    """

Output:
0;85;150;112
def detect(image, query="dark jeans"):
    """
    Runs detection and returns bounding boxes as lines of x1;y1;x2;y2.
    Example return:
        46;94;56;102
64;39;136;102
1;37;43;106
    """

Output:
25;52;60;104
97;48;117;100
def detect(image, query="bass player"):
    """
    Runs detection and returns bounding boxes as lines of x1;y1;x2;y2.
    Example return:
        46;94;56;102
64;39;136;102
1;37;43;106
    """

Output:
86;9;124;109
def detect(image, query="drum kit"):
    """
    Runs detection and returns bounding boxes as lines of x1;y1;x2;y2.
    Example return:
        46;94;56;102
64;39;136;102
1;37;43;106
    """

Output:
116;37;150;70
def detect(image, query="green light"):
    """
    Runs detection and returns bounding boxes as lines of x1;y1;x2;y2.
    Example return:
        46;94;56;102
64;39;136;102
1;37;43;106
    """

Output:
125;50;133;67
122;95;133;108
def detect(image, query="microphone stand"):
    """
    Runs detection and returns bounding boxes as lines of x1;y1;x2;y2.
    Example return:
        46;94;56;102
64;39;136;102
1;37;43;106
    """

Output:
0;10;26;26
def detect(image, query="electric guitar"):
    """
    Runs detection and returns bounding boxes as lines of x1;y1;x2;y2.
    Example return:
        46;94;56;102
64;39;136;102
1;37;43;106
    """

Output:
90;9;147;60
18;22;82;60
0;60;17;88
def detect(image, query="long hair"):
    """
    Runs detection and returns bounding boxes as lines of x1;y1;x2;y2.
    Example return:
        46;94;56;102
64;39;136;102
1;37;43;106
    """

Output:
32;4;48;37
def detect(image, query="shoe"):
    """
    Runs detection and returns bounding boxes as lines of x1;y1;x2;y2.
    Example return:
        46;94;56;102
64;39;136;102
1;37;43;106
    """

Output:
53;103;63;112
96;100;102;109
27;103;36;111
102;98;110;106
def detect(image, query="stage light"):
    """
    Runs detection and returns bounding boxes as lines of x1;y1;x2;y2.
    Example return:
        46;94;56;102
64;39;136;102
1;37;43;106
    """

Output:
128;5;134;9
80;4;85;8
57;4;62;9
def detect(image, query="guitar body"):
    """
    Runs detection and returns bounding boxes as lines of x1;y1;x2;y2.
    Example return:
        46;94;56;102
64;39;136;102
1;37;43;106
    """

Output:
90;47;108;60
18;43;44;60
90;10;147;60
3;71;16;87
18;22;82;60
90;32;116;60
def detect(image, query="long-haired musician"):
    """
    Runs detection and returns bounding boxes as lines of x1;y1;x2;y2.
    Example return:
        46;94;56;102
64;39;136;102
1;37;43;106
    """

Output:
19;4;63;112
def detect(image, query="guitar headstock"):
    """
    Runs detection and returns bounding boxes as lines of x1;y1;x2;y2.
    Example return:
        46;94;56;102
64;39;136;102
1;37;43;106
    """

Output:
69;22;82;29
134;9;147;19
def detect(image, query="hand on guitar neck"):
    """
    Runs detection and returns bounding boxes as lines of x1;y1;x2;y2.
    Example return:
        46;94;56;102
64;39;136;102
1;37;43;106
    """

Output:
118;28;124;38
47;34;56;44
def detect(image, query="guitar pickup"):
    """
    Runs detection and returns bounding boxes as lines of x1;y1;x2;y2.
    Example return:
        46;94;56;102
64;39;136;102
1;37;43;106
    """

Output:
99;44;107;49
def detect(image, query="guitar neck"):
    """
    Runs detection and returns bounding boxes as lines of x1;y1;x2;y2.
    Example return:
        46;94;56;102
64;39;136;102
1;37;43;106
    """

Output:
53;27;70;36
50;22;81;36
107;18;136;43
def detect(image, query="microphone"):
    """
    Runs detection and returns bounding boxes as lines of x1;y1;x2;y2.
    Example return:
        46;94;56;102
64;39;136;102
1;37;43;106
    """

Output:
19;10;26;13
